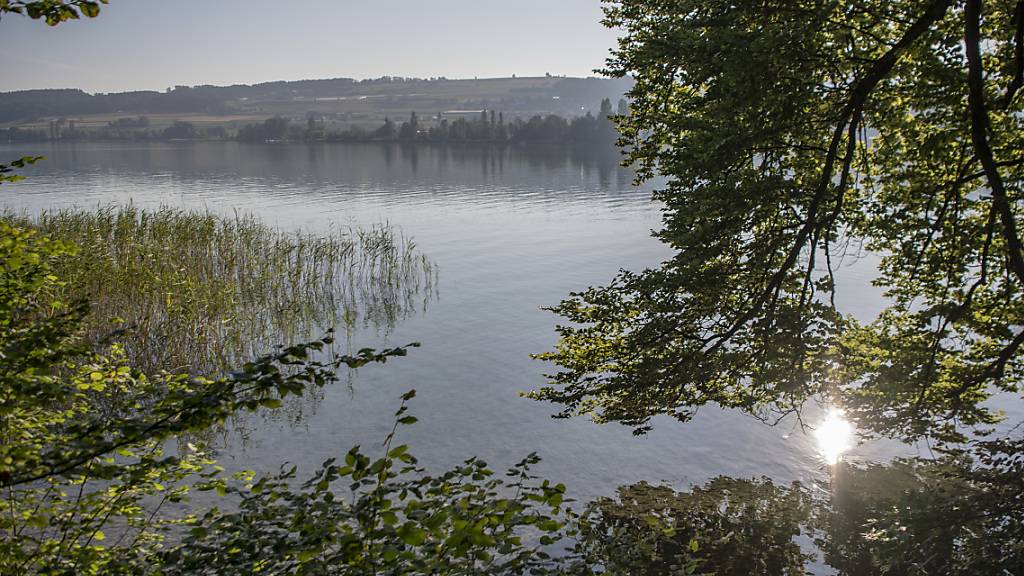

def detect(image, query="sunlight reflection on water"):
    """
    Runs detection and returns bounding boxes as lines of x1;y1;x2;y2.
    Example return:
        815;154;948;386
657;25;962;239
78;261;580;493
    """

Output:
815;408;855;465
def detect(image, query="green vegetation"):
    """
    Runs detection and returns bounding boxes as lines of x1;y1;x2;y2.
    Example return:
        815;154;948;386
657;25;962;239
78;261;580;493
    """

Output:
0;0;106;25
0;155;41;184
1;142;1022;576
533;0;1024;445
0;206;435;375
161;396;573;576
4;1;1024;573
2;216;557;574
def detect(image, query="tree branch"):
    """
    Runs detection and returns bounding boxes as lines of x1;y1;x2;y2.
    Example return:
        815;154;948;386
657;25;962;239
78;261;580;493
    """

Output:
1003;0;1024;108
965;0;1024;286
705;0;954;354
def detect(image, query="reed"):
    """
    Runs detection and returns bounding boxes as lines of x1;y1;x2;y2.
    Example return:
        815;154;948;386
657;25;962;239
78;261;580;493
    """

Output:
1;205;435;375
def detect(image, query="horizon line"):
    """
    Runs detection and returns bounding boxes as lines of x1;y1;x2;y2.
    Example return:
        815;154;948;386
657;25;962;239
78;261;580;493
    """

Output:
1;74;623;97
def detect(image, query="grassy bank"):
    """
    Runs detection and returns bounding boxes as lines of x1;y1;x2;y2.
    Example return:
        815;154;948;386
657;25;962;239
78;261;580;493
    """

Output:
1;205;435;375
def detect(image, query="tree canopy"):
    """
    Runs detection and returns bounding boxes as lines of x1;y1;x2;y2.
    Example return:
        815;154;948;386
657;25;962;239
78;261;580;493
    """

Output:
532;0;1024;444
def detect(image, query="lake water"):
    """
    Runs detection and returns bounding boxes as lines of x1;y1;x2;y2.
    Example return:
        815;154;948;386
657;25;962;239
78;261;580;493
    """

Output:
1;141;924;503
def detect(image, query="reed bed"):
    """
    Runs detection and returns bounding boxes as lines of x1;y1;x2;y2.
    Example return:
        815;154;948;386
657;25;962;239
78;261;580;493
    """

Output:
2;205;435;375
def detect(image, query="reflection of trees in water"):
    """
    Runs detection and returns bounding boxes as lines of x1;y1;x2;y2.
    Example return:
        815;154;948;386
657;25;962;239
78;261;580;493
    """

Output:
574;477;811;575
572;440;1024;575
379;142;632;187
821;439;1024;576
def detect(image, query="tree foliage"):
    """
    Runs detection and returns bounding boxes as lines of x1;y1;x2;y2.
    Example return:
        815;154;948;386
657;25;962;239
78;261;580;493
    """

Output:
0;156;43;184
0;0;107;25
532;0;1024;443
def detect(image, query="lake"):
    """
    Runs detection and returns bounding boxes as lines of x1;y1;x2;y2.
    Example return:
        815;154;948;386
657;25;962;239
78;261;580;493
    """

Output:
1;140;923;505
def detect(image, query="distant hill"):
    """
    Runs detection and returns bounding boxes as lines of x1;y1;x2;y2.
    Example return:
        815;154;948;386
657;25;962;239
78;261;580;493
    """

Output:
0;76;634;126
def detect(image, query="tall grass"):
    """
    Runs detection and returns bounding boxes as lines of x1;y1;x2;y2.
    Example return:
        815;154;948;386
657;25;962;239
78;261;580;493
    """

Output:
2;205;435;375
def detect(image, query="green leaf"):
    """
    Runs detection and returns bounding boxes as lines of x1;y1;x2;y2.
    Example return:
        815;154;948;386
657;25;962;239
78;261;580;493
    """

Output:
297;550;317;563
397;524;427;546
259;398;283;409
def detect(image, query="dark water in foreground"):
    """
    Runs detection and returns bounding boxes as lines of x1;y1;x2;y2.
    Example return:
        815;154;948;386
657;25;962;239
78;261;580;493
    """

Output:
1;142;939;524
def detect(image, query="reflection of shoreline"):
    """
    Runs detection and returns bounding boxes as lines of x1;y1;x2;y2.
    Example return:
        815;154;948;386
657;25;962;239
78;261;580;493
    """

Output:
1;136;625;151
0;140;654;203
0;139;629;159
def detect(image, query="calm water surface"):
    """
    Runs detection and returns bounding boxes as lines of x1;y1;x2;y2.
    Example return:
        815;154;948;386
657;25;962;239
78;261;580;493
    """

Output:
2;141;922;503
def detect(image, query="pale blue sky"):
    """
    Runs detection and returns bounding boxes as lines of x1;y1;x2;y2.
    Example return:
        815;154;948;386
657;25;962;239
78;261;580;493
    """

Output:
0;0;618;93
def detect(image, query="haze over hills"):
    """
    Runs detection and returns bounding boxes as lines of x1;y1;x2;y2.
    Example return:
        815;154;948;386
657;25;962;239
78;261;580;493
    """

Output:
0;75;634;132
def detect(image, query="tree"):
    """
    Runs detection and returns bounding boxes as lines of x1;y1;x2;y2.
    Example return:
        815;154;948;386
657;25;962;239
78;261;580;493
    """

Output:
162;120;197;139
237;116;291;142
399;111;419;140
532;0;1024;444
263;115;289;141
374;116;397;140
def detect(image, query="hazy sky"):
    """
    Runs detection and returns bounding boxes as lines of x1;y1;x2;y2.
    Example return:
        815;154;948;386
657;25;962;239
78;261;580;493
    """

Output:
0;0;618;93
